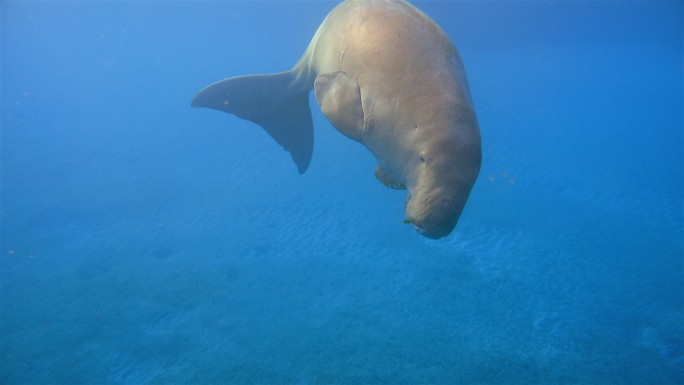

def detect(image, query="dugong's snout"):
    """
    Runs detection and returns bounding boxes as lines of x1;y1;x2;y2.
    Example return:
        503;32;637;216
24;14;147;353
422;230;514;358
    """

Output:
404;139;479;239
406;194;463;239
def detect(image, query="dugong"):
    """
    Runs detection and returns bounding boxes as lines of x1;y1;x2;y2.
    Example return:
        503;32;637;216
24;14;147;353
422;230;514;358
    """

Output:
192;0;481;239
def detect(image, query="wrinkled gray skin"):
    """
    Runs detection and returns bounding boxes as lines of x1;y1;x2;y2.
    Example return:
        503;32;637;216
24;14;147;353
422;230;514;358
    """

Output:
193;0;481;239
298;0;481;238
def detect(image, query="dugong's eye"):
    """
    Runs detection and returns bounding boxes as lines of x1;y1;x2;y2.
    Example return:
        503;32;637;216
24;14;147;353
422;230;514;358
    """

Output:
420;155;426;162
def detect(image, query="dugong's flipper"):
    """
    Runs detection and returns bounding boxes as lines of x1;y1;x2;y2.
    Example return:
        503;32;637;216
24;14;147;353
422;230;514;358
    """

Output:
191;70;313;174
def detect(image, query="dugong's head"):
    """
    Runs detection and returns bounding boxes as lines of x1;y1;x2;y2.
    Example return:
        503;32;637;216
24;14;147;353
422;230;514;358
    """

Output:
404;108;481;239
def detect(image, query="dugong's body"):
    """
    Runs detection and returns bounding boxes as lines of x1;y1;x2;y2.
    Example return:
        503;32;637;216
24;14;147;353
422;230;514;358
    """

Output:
192;0;481;239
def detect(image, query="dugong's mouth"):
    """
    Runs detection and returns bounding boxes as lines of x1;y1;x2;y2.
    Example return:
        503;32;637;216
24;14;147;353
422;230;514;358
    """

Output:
405;195;461;239
412;222;448;239
405;217;450;240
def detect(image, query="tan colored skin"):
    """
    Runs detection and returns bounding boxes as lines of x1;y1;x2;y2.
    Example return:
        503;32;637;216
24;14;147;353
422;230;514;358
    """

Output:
296;0;481;238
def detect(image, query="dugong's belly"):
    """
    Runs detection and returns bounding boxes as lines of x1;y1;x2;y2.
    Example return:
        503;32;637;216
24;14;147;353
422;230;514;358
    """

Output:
300;0;474;184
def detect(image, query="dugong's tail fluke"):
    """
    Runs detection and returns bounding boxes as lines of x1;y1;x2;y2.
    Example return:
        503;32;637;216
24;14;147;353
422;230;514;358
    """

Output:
191;70;313;174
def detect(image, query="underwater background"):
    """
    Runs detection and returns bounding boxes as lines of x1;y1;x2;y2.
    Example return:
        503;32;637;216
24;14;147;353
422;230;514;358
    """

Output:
2;1;682;384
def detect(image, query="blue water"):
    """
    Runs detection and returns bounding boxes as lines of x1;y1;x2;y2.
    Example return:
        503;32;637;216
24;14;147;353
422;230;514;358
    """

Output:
2;1;682;383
